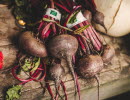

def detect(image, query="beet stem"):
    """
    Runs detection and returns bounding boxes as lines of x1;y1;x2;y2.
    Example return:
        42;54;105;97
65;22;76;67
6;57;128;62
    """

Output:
77;35;87;53
84;21;100;51
76;23;91;54
75;23;90;54
52;23;57;35
90;23;102;43
85;21;102;48
61;81;68;100
54;2;71;13
54;80;64;100
46;82;54;99
50;0;54;8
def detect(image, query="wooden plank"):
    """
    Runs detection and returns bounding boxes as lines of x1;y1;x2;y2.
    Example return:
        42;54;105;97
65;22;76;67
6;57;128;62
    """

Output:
0;6;20;40
13;65;130;100
0;38;12;46
66;76;130;100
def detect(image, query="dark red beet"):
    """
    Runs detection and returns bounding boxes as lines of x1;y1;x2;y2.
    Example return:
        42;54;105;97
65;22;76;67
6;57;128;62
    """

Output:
93;11;104;26
48;34;78;95
78;55;104;78
102;45;115;64
48;34;78;59
93;11;107;32
49;63;65;99
78;55;104;100
19;31;47;57
83;10;92;22
49;63;64;83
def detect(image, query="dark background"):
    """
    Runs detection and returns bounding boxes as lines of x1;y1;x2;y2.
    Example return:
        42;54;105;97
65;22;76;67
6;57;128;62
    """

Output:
106;91;130;100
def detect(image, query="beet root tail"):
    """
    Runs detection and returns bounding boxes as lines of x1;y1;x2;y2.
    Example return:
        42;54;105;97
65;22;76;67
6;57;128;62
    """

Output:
66;55;78;98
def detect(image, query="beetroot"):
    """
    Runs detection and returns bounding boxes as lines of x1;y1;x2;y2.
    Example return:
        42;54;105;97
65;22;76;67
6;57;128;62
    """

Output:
93;11;107;32
48;34;78;59
102;45;115;64
78;55;104;100
78;55;104;78
19;31;47;57
93;11;104;26
49;63;65;99
49;63;64;84
83;10;92;22
48;34;78;94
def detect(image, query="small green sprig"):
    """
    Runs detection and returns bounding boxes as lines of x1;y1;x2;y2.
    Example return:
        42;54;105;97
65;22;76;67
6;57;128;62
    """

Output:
6;85;22;100
21;57;40;72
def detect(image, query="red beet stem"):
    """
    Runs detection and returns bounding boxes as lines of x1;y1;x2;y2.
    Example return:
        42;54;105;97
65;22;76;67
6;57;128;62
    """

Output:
52;24;57;35
77;36;86;53
87;29;100;51
84;21;102;51
54;81;64;100
61;81;68;100
78;23;89;39
44;29;52;39
74;25;90;54
91;25;102;42
76;23;91;51
55;84;61;100
85;21;102;50
38;21;44;31
82;38;91;55
12;63;46;84
82;21;100;51
41;22;52;35
85;21;101;41
54;2;71;13
50;0;55;8
76;21;99;51
46;82;54;99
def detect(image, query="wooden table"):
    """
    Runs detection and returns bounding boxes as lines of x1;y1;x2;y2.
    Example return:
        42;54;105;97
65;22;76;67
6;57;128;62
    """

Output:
0;6;130;100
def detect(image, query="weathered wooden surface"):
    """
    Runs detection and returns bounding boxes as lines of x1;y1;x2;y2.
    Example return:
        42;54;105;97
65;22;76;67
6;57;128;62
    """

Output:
0;45;18;68
0;6;130;100
0;6;19;69
0;7;19;37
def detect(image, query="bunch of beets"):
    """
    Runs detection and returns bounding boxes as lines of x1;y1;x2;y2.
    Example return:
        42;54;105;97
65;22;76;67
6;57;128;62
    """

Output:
5;0;116;100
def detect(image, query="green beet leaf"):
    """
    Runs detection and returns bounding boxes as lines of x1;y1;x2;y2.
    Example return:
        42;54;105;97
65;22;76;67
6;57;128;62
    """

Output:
6;85;22;100
21;57;40;72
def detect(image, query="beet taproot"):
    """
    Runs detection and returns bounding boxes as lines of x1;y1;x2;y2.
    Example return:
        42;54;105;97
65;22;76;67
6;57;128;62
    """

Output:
19;31;47;57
